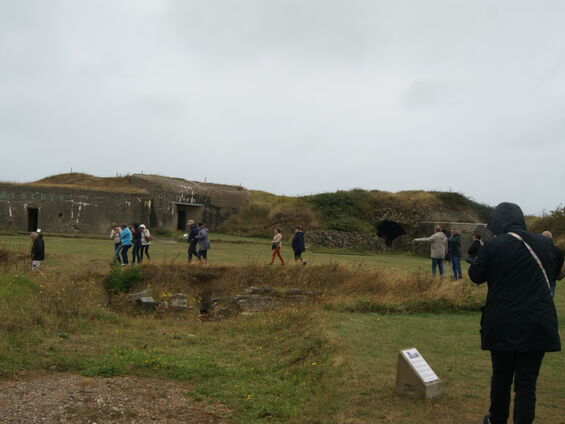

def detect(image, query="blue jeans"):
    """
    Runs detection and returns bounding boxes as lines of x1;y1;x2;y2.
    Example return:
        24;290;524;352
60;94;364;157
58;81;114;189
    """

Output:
431;258;444;276
113;243;122;263
451;256;462;279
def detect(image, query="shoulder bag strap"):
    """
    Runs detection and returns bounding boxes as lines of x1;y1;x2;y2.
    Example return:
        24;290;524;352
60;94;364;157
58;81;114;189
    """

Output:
508;232;551;289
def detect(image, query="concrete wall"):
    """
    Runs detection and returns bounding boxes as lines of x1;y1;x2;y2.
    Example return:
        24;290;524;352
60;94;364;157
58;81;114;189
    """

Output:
130;174;250;231
0;185;150;234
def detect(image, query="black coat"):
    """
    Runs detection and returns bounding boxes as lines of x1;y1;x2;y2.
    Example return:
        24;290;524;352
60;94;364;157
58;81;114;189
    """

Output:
448;233;462;257
188;225;199;243
550;244;564;282
291;231;305;253
467;240;482;257
469;202;560;352
31;236;45;261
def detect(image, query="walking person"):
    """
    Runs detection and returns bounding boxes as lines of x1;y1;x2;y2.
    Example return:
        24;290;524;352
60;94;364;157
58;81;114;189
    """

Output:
466;233;483;265
469;203;561;424
196;223;210;264
131;223;142;264
187;220;199;262
110;224;122;264
269;228;285;265
413;226;447;277
448;228;462;279
139;224;152;263
119;224;132;265
30;231;45;271
541;230;564;298
291;227;306;265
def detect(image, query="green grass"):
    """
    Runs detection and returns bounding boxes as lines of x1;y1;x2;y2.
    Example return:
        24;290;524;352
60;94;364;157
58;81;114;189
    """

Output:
0;234;563;423
0;232;432;274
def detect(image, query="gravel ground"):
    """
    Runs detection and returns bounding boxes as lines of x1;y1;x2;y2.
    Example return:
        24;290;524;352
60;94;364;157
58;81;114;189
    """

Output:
0;373;231;423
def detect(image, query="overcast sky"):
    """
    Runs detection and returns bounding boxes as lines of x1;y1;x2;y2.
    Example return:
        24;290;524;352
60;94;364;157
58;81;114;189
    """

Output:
1;1;564;214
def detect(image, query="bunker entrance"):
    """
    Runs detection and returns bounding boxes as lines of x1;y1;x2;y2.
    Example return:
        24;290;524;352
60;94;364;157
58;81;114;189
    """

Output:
376;220;406;247
27;208;39;232
177;210;187;230
174;203;205;231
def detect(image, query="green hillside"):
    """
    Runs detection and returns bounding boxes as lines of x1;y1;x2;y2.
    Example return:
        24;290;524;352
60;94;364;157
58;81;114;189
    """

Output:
219;189;492;237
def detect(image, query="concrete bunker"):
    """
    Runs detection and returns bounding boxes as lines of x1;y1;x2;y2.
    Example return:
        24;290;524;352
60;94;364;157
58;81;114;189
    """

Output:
174;202;204;230
376;220;407;247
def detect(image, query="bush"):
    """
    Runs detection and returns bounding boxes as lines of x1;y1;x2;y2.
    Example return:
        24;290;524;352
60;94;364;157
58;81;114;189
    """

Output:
105;265;143;294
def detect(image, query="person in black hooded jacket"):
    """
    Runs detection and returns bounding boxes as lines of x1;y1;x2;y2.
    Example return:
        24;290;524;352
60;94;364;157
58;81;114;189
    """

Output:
469;202;561;424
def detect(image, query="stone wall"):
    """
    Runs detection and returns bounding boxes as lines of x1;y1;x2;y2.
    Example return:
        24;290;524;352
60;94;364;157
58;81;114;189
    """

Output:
0;184;150;233
305;230;389;251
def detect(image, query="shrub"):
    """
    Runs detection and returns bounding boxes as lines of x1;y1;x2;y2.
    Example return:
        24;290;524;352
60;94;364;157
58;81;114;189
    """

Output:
104;265;143;294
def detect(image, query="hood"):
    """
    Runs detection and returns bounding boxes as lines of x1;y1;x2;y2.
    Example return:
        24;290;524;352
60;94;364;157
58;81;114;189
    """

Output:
487;202;526;235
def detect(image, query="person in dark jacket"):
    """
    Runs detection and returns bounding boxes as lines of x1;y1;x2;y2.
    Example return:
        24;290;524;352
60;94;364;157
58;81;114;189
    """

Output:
466;233;483;265
187;220;199;262
469;203;561;424
291;227;306;265
30;231;45;271
448;228;462;279
131;223;142;264
541;230;564;297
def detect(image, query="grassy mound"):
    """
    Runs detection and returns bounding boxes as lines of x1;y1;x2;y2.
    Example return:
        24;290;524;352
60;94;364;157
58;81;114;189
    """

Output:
220;189;492;237
26;173;147;194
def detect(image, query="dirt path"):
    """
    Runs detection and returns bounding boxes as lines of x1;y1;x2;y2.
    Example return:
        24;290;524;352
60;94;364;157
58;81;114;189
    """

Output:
0;373;231;423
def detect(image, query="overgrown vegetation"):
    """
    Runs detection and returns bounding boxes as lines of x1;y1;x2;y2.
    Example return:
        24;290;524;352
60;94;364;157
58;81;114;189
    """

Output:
220;188;493;237
104;265;143;294
529;206;565;250
17;172;148;194
0;236;564;423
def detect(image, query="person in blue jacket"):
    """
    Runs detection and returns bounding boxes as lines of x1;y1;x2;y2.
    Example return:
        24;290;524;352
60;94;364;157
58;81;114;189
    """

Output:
119;224;133;265
291;227;306;265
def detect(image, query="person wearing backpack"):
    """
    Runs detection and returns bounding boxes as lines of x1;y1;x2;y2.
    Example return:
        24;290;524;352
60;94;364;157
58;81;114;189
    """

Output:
469;203;561;424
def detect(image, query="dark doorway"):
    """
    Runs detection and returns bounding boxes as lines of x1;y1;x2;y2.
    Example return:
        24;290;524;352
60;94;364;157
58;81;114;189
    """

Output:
177;210;187;230
27;208;39;232
149;201;158;228
376;220;406;247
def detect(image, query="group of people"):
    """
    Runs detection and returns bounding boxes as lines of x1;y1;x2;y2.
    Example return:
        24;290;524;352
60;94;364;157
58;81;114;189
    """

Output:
110;223;152;266
418;203;563;424
185;220;210;263
414;226;482;280
268;227;306;265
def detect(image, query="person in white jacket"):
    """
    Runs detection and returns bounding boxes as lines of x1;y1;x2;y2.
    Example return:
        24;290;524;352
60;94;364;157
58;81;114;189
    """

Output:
413;226;448;277
269;228;285;265
139;224;152;263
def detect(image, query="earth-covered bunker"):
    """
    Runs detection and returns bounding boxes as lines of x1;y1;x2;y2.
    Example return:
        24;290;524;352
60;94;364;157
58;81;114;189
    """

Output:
0;173;250;234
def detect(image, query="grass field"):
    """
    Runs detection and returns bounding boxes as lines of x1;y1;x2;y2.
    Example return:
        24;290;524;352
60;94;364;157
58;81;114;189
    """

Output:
1;233;564;423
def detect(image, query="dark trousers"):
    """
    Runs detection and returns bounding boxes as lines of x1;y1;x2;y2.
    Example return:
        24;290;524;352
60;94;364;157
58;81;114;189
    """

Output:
489;351;545;424
431;258;444;276
132;243;141;263
140;245;150;262
121;245;131;264
188;241;198;261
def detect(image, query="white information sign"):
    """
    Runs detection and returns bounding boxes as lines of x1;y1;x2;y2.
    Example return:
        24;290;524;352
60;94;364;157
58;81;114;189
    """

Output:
401;348;439;383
